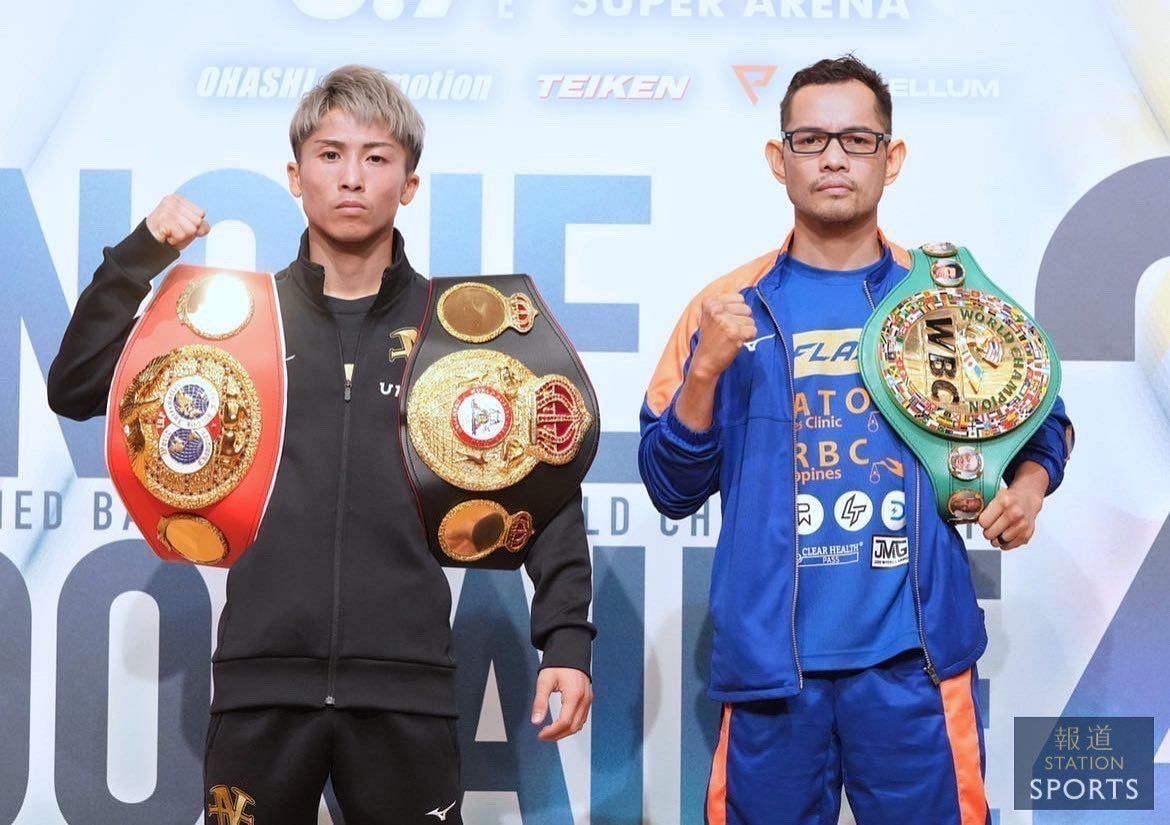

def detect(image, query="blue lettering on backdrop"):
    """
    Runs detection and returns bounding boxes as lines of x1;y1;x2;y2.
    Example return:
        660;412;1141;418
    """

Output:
514;175;648;353
1034;157;1170;821
680;546;718;824
0;553;31;821
453;569;572;824
2;169;648;480
0;170;127;478
591;546;645;822
55;540;210;824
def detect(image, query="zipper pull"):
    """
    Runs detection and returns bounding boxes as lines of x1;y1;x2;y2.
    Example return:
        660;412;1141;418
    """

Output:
924;662;941;686
343;363;354;402
344;382;352;402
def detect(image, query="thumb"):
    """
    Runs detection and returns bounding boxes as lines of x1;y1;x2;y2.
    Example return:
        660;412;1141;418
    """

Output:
531;676;551;725
196;220;211;237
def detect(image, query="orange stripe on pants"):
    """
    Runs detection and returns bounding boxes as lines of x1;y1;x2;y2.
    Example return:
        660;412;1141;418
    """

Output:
706;704;732;825
940;669;988;825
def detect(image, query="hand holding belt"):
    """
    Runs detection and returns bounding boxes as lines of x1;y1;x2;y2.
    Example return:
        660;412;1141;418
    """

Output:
401;277;599;569
859;243;1062;522
106;266;286;566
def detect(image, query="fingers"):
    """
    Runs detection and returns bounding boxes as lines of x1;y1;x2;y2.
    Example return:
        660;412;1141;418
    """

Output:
538;694;579;742
980;491;1034;550
976;495;1003;532
694;292;760;377
982;509;1015;546
570;687;593;733
532;670;593;743
146;194;208;249
538;686;586;743
530;673;552;727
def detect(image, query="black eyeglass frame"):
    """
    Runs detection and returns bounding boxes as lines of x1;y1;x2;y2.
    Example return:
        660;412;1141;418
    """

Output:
782;129;893;156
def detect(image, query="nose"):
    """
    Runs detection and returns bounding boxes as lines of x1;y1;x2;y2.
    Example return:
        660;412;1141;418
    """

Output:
820;136;850;172
340;155;364;191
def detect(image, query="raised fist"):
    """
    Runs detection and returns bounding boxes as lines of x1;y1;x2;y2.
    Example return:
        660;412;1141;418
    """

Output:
145;194;210;251
691;292;758;379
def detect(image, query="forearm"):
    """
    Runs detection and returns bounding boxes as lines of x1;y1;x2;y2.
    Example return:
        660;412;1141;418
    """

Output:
673;366;719;433
524;491;595;676
47;221;177;420
1007;459;1049;503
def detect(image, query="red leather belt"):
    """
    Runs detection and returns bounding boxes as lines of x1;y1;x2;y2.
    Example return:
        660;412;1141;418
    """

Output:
106;265;287;566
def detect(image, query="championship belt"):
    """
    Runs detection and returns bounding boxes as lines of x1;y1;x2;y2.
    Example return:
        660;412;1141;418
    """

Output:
106;266;286;566
401;276;599;569
859;243;1062;523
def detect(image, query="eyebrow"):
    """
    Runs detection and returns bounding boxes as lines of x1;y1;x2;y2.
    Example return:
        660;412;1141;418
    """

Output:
311;138;398;150
787;124;884;132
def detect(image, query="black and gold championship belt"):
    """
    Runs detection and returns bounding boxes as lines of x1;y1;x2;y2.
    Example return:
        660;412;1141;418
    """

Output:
859;244;1062;523
401;276;599;569
106;266;287;566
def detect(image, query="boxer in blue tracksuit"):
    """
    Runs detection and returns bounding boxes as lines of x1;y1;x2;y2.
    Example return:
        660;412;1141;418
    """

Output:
639;56;1074;825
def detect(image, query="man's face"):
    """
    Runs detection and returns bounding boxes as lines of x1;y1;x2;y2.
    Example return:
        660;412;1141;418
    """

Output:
766;80;905;226
287;108;419;246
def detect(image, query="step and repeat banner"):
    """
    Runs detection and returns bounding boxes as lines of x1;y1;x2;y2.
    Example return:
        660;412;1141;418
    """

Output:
2;0;1169;822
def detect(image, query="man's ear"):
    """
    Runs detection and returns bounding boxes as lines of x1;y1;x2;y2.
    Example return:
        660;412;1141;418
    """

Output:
287;161;302;198
765;138;786;186
400;171;420;206
884;138;907;186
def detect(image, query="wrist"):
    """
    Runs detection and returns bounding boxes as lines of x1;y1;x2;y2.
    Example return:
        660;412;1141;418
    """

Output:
1008;460;1050;502
687;359;721;386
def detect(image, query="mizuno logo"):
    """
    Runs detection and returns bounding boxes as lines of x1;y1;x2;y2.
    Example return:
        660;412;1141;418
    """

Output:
744;334;775;352
426;800;458;821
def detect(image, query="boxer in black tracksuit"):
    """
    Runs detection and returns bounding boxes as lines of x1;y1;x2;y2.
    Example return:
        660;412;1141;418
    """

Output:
47;65;595;825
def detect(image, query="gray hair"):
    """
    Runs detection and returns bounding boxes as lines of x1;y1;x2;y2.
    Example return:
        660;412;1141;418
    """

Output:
290;65;425;173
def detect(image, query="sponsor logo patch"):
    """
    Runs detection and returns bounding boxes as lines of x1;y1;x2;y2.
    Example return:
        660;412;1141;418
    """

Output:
871;535;909;568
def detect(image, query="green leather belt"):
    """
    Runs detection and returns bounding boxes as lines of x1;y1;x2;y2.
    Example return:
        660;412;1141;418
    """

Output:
859;243;1062;522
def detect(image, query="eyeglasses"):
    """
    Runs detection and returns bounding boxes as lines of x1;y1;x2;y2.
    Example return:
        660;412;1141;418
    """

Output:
783;129;892;156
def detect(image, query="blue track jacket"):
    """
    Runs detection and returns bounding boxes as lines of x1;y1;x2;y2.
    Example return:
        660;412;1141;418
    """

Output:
638;232;1074;702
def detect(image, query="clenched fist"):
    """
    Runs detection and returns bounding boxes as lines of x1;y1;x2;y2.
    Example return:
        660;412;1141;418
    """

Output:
691;293;758;380
145;194;210;251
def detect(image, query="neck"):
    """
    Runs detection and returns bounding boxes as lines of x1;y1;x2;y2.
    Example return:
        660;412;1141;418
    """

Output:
308;224;396;299
787;210;883;271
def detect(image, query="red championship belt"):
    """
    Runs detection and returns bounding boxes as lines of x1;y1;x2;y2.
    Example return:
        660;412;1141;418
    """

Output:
105;265;287;566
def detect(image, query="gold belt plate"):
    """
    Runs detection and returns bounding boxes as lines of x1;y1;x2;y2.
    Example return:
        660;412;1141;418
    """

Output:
119;344;261;508
877;288;1052;440
407;349;594;491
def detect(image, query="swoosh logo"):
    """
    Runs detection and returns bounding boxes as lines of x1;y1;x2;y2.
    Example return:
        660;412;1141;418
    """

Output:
426;800;458;821
743;334;775;353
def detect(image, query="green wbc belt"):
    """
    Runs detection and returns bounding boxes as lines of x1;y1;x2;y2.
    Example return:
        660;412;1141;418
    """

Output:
859;242;1062;523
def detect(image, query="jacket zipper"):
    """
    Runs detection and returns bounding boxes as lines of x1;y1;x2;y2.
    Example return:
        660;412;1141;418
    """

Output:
325;322;365;706
754;287;804;690
862;280;940;685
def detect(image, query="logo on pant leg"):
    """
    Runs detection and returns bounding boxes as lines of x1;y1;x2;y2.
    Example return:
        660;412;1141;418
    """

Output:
208;785;255;825
426;799;459;820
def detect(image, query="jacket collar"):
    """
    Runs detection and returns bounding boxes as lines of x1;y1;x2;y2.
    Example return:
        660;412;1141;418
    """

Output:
287;227;418;313
761;226;909;296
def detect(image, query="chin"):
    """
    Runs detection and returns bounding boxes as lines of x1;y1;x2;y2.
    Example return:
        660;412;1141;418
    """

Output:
807;192;875;223
319;220;379;245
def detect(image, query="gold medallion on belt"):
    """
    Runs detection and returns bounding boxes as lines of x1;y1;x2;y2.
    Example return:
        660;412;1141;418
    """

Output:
119;343;261;510
876;288;1052;440
406;348;593;492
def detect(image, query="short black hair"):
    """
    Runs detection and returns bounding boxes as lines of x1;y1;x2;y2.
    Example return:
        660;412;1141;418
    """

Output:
780;54;892;133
